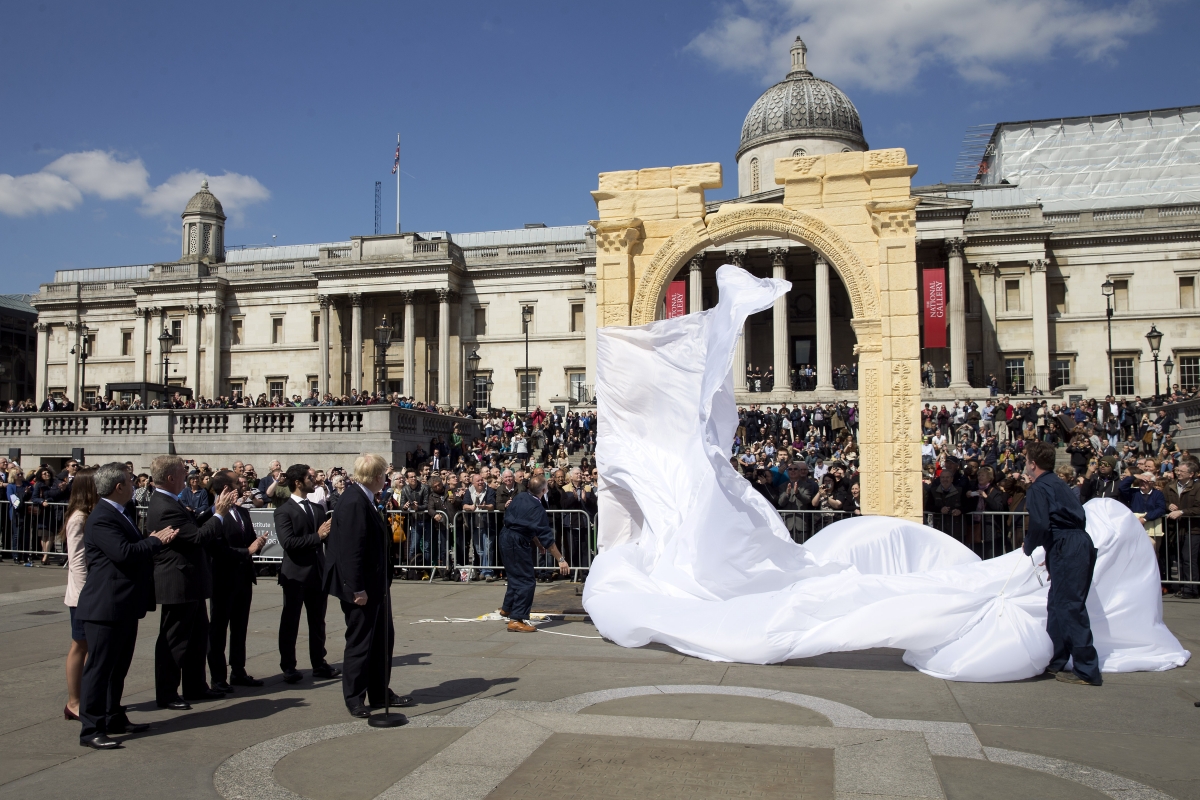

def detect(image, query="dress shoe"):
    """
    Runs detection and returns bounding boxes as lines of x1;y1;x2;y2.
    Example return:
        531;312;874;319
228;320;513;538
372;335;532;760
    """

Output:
183;689;227;702
499;608;509;618
311;664;341;680
282;668;304;684
212;681;234;693
347;702;372;719
108;720;149;734
230;673;264;687
63;705;80;721
370;690;414;709
156;699;192;710
1054;671;1100;686
507;620;537;633
80;735;122;750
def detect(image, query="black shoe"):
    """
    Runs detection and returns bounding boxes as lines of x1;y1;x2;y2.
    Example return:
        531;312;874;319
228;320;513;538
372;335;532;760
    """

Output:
108;721;149;734
156;699;192;710
80;734;122;750
183;689;226;702
282;668;303;684
370;690;415;709
212;681;234;693
311;664;341;680
230;673;264;687
347;701;372;718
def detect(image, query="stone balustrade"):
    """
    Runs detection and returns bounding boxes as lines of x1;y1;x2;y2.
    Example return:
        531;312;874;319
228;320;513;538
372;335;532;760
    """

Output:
0;406;478;472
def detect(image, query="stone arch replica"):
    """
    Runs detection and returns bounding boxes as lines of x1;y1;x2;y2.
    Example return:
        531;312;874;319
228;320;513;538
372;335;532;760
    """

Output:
591;149;923;520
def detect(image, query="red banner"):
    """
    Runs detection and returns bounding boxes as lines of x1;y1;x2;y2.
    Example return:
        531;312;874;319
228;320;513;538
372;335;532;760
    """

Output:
922;268;947;348
665;280;687;319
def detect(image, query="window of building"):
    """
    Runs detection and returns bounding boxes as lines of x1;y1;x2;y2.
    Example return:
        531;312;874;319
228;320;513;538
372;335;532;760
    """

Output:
474;306;487;337
1049;282;1067;314
1113;279;1129;312
1050;359;1071;390
472;373;491;409
231;318;243;346
519;371;538;408
750;158;760;193
387;379;404;396
121;330;132;357
83;387;97;405
311;315;320;343
1113;357;1135;396
963;281;972;314
570;303;584;333
792;148;806;157
272;317;283;345
569;371;587;402
391;311;403;340
1178;356;1200;391
229;380;244;399
428;373;439;403
1004;357;1026;394
1004;280;1021;312
1180;276;1196;309
268;379;285;399
170;319;183;347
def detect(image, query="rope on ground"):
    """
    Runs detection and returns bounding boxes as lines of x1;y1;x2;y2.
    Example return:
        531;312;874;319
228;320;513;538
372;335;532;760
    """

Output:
407;611;604;638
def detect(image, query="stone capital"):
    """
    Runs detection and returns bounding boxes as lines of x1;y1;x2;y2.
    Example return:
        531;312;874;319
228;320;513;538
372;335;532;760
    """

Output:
400;290;415;306
318;294;332;309
591;219;643;254
977;262;997;275
583;279;597;293
767;247;788;268
203;302;224;315
943;237;966;258
727;248;746;267
1028;258;1049;273
688;254;704;273
35;321;50;332
185;304;200;314
435;288;451;304
349;292;364;308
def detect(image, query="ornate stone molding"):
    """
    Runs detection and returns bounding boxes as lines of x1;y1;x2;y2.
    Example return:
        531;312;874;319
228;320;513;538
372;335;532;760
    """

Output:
866;199;919;238
203;303;225;315
583;280;597;293
399;290;415;306
593;221;643;254
349;293;363;308
768;247;788;268
943;237;966;257
318;295;332;309
977;262;997;275
435;288;450;304
1028;258;1049;272
688;254;704;273
727;249;746;267
185;304;200;314
34;321;49;332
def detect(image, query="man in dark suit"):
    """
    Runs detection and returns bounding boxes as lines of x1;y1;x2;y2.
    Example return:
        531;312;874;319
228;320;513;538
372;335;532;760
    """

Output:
207;470;267;692
275;463;340;684
147;455;236;709
324;453;413;719
462;472;498;581
553;467;594;574
76;463;178;749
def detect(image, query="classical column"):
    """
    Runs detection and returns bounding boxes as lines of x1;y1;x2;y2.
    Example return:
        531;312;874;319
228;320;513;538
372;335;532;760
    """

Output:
132;308;147;383
67;321;80;403
1029;259;1050;390
401;291;415;399
350;293;363;392
977;263;998;380
945;238;969;389
205;303;223;398
185;305;201;392
318;295;331;396
688;254;704;314
769;247;789;392
584;280;597;399
815;255;834;391
730;249;748;391
35;322;49;401
437;288;451;407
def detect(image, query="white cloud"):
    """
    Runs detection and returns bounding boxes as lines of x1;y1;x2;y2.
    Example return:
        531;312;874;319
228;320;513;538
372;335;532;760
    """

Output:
43;150;150;199
139;170;270;224
687;0;1157;91
0;152;270;222
0;171;82;216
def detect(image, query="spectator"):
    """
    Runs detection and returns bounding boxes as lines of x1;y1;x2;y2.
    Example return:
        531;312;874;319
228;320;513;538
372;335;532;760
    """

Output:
179;471;211;515
62;467;98;720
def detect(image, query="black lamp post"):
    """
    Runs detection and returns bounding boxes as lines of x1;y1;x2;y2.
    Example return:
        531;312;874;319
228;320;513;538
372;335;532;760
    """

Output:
521;305;534;415
1164;355;1174;399
158;325;174;387
1145;324;1163;401
374;316;392;397
1101;279;1115;396
466;346;481;409
71;324;91;408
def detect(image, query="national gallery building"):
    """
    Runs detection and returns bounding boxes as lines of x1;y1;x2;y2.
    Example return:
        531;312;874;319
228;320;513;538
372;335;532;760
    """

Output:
31;40;1200;409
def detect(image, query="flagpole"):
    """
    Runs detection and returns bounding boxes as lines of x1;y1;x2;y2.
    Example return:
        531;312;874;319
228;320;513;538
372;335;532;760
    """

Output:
395;133;401;234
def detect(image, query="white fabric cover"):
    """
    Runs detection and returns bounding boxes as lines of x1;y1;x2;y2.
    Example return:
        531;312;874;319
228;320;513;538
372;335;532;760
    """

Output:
585;265;1190;681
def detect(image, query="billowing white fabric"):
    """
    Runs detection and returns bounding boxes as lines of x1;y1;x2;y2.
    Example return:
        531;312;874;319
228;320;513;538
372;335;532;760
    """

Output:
586;265;1190;681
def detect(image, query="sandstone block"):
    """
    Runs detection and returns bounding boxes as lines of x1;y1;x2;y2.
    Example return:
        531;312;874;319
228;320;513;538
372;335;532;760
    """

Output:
782;179;822;210
889;313;920;338
889;289;919;316
891;335;921;360
810;205;870;227
633;188;679;220
888;262;918;292
637;167;673;190
775;156;825;182
642;219;691;239
824;151;866;176
592;190;638;220
676;185;706;218
598;171;638;192
671;163;722;189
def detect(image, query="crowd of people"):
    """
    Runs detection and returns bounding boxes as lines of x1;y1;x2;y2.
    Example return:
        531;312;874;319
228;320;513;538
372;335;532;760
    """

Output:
742;363;860;393
19;389;489;414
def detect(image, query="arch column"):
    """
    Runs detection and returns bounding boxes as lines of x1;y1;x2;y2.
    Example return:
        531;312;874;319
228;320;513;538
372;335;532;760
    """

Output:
946;239;969;389
132;308;148;383
688;254;704;313
769;247;789;391
350;293;363;393
814;255;834;391
401;291;415;399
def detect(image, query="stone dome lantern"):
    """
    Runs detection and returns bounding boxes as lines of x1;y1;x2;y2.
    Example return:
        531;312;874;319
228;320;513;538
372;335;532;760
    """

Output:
736;37;868;196
180;180;226;262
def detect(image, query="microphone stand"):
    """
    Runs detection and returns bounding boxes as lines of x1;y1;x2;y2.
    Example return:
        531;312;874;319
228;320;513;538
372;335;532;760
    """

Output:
368;493;405;728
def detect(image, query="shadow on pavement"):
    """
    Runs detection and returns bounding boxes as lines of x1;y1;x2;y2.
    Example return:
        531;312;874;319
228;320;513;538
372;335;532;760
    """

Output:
409;676;519;704
123;697;307;738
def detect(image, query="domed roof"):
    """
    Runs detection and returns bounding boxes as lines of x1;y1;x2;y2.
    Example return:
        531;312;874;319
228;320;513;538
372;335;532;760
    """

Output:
737;38;867;158
182;180;226;219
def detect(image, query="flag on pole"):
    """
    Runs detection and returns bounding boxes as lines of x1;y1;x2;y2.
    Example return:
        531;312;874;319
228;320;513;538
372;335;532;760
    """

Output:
391;145;400;174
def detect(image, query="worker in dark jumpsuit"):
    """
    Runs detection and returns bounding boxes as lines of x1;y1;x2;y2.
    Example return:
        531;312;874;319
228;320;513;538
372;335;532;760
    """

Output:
499;476;570;632
1022;441;1102;686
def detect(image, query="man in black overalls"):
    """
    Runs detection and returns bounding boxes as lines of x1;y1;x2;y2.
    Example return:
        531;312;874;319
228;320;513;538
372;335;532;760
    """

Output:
1023;441;1102;686
498;476;570;632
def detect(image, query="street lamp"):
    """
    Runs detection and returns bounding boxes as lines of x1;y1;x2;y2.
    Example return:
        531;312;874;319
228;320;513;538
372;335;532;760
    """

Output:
1145;324;1163;401
466;346;481;409
1101;279;1115;396
521;305;534;415
70;323;91;408
1164;355;1175;399
158;325;174;388
374;316;392;397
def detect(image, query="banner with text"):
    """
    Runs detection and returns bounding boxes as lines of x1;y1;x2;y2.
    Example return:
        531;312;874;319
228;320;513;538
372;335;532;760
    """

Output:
922;268;947;348
665;280;687;319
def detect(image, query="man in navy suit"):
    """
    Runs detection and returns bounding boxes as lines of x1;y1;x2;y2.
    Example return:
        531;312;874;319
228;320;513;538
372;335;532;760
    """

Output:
76;463;178;749
324;453;414;719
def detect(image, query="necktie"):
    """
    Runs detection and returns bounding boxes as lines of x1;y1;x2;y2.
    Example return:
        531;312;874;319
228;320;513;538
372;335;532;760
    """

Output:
302;499;315;528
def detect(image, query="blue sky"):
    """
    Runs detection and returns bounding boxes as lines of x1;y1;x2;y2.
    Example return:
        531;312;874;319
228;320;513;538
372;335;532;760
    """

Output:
2;0;1196;293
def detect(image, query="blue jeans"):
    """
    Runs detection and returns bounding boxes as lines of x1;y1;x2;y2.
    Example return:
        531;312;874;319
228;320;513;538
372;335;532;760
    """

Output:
471;518;495;576
407;516;431;566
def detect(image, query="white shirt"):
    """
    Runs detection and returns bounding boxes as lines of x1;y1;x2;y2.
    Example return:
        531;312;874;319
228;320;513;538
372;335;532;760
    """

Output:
307;485;329;508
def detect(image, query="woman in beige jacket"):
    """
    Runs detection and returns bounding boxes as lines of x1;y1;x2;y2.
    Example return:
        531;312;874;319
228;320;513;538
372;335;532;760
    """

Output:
62;468;98;720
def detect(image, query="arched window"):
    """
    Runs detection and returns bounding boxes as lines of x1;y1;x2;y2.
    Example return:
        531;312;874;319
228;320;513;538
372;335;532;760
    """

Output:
792;148;806;157
750;157;760;193
841;147;853;153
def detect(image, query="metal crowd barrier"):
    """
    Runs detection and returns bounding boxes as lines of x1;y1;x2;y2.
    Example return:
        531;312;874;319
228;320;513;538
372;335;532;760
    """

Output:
388;509;454;581
777;510;853;545
923;511;1031;560
1162;517;1200;592
0;500;70;563
447;508;595;583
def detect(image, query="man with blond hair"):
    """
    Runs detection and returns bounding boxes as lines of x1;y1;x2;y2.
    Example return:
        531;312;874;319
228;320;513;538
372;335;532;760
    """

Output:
324;454;413;719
